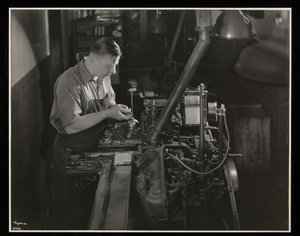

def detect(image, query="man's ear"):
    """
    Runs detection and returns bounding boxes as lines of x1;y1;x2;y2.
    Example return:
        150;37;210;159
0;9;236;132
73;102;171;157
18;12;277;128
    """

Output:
106;64;112;70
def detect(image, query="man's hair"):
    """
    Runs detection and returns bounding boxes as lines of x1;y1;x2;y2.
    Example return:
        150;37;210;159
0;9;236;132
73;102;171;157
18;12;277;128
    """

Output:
90;37;122;58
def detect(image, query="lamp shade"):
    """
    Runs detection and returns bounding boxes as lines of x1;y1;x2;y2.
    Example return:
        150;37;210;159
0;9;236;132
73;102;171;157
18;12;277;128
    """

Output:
234;40;289;85
212;10;255;39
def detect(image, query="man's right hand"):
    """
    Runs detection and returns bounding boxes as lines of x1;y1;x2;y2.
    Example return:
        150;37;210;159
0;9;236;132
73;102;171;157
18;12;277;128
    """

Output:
106;106;132;121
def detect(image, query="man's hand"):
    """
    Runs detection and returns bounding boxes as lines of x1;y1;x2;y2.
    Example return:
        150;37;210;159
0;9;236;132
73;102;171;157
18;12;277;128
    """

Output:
107;105;132;121
116;104;129;110
64;104;132;134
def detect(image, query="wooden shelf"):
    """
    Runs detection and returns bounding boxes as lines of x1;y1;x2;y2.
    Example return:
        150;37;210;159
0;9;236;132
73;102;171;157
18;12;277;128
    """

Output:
72;18;123;59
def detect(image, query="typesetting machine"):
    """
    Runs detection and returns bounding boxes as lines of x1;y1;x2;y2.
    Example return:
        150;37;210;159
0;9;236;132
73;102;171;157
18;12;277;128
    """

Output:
66;25;242;229
66;84;241;230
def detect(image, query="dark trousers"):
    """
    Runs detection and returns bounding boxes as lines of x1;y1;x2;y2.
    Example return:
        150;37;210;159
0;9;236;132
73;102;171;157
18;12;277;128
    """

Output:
51;121;107;230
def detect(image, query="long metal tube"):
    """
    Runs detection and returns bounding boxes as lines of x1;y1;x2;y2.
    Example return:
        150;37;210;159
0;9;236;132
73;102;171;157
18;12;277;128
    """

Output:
218;105;226;162
148;29;210;143
199;84;205;161
218;114;223;162
204;90;208;124
167;10;186;62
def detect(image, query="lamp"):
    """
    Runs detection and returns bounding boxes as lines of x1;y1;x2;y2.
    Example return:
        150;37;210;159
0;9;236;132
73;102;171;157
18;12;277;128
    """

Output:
212;10;255;39
148;10;168;34
235;10;289;85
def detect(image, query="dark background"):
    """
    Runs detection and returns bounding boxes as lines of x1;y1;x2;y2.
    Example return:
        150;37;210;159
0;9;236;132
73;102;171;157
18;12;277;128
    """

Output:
4;0;298;232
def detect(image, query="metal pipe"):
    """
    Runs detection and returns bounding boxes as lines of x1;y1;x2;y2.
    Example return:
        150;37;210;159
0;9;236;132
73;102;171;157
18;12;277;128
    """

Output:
218;104;226;161
204;90;208;124
199;84;205;161
167;11;186;62
148;29;210;143
218;115;223;162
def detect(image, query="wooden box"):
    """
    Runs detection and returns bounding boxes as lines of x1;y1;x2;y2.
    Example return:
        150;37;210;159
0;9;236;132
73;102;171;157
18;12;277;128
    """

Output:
229;104;270;175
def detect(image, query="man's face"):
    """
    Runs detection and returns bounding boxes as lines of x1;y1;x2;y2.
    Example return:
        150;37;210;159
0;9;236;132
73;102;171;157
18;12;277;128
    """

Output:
104;55;120;77
93;54;120;78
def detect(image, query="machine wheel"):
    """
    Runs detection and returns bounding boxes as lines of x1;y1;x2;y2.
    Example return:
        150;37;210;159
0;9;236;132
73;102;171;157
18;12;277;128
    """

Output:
220;158;241;230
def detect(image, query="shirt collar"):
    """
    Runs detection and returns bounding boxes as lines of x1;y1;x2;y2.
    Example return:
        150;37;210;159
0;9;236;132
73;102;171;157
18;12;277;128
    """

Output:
78;59;94;84
92;76;99;81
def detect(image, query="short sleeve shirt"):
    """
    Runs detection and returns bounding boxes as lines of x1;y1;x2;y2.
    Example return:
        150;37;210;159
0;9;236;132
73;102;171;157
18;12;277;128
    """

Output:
50;59;115;134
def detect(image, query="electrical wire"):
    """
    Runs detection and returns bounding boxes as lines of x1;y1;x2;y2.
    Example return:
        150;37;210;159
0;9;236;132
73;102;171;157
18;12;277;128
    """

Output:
239;10;250;24
166;114;230;175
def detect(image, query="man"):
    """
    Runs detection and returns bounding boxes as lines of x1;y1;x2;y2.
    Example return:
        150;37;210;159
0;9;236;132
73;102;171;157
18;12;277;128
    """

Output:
50;37;131;229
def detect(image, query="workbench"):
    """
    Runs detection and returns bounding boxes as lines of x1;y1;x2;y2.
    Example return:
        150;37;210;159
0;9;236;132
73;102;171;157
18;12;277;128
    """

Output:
87;155;132;230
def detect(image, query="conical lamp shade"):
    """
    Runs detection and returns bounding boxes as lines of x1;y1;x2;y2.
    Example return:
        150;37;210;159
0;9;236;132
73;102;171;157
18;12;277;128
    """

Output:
213;10;255;39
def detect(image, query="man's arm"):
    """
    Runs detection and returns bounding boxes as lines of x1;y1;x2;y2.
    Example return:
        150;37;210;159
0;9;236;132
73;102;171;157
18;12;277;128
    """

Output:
65;106;131;134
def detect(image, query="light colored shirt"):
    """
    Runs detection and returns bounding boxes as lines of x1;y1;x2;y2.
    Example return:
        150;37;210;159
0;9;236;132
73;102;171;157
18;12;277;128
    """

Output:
50;59;115;134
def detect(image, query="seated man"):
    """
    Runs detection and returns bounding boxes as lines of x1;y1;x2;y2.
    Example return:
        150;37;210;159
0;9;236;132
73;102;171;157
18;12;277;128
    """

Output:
50;37;131;229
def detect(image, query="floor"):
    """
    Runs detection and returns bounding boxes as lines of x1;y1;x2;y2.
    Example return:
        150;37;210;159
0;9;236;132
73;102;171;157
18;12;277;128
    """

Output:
237;173;289;231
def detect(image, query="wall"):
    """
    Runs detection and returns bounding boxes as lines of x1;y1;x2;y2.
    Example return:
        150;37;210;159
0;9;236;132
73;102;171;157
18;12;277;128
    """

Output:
10;9;60;229
11;10;50;85
60;10;75;70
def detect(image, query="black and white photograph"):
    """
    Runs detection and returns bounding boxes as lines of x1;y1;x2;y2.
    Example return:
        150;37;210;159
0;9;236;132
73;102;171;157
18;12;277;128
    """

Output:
9;8;291;232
